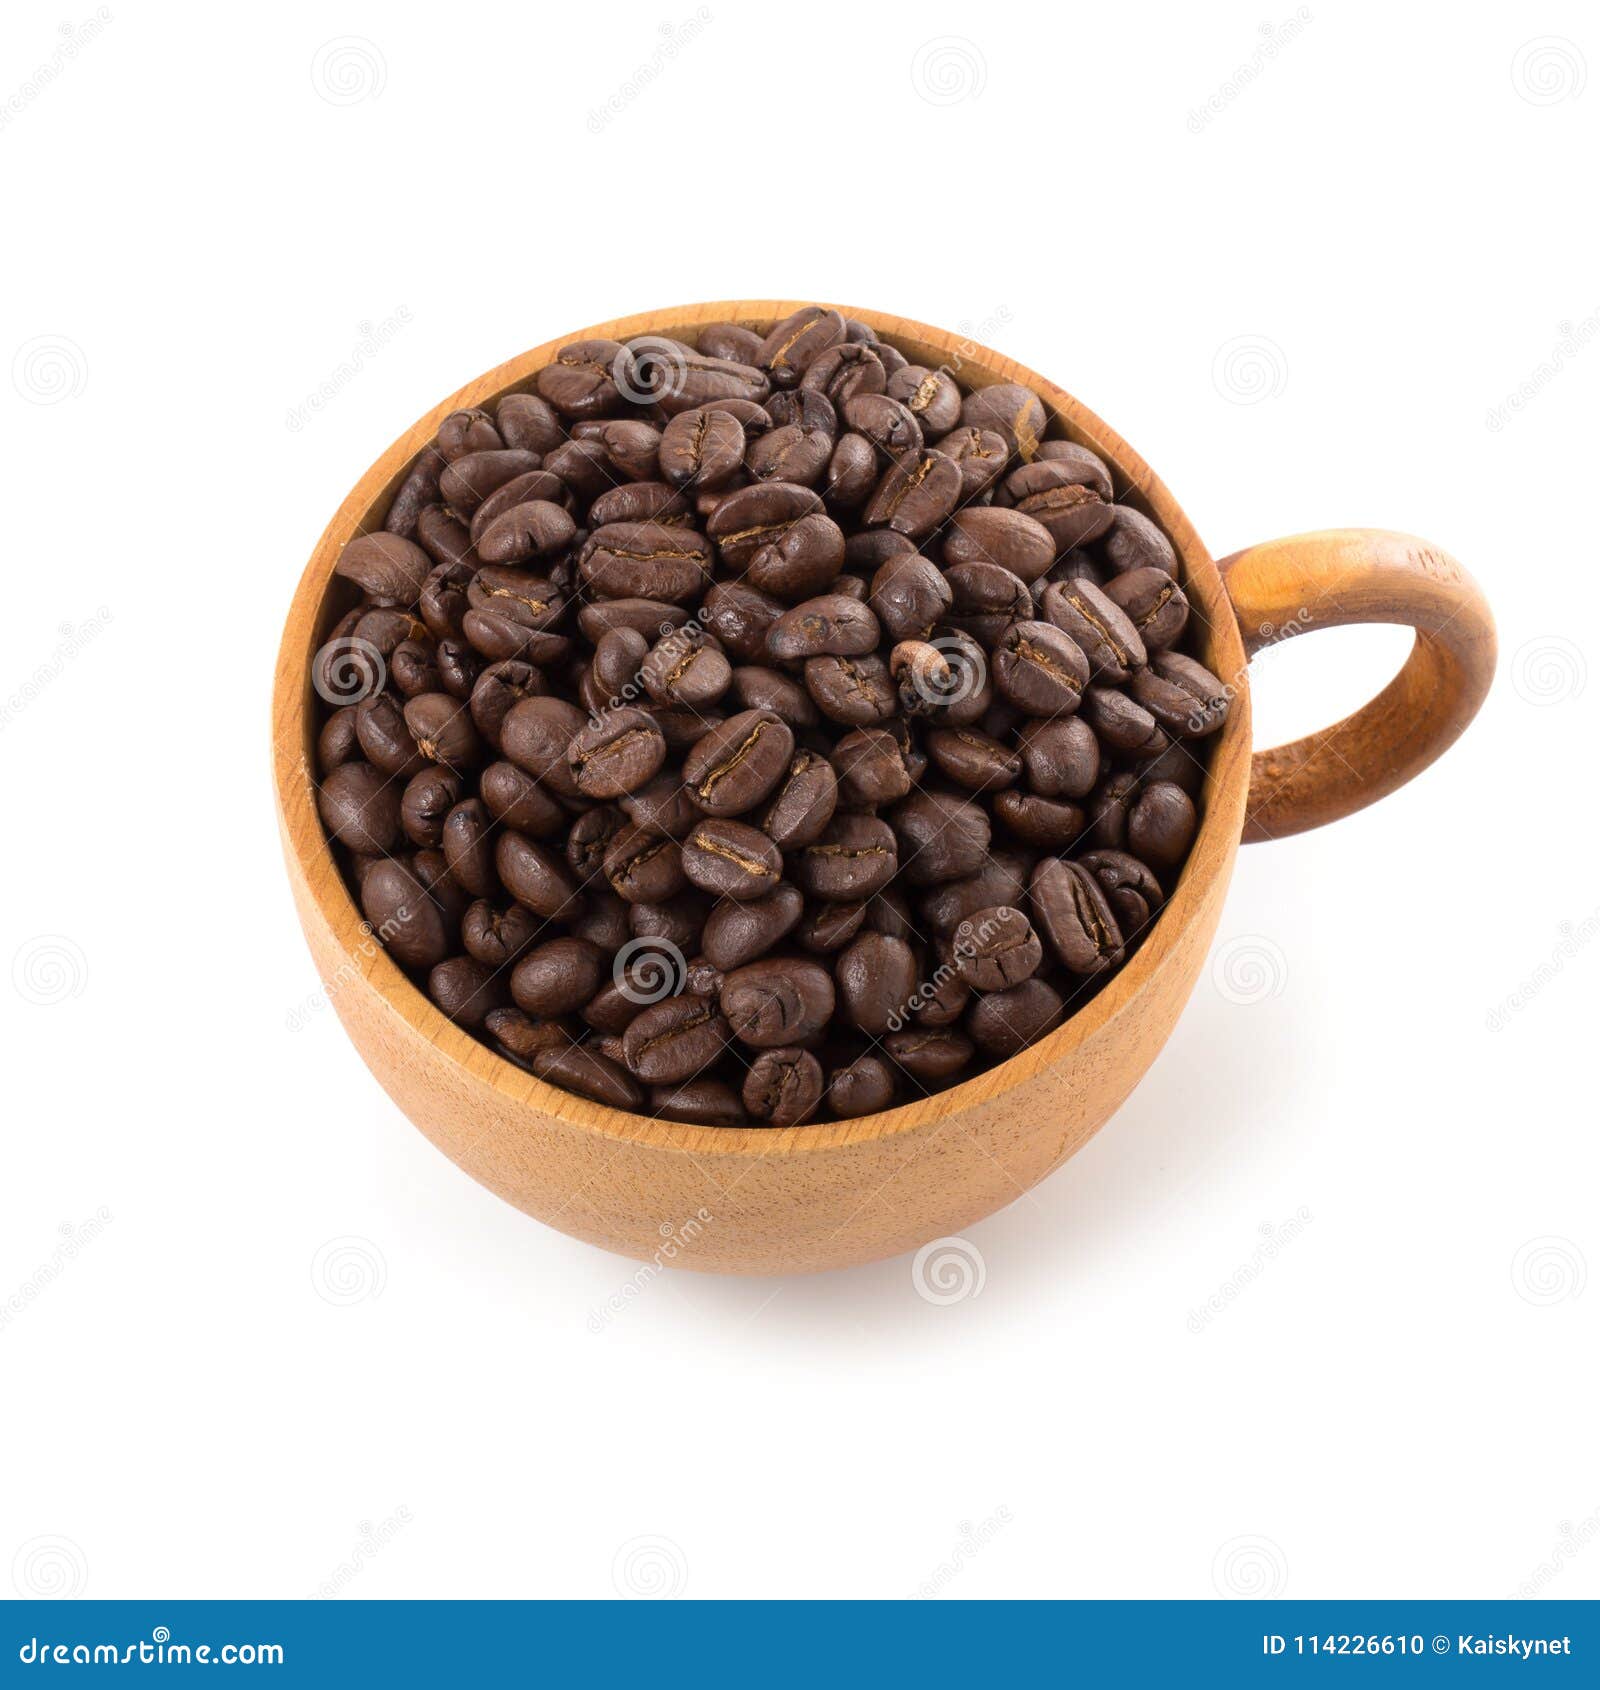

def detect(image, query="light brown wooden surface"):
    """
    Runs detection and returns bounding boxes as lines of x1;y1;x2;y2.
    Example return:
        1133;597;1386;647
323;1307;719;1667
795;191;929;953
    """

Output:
1219;530;1496;842
271;301;1491;1274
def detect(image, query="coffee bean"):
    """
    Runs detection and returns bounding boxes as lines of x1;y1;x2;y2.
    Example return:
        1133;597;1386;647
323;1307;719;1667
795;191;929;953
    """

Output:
681;817;783;901
603;825;687;904
1127;781;1198;869
1077;849;1165;936
567;708;667;799
944;507;1056;583
335;533;432;606
622;993;731;1084
400;766;463;849
720;958;835;1047
496;831;582;919
888;365;963;434
1102;567;1188;652
1016;716;1100;799
993;790;1087;849
743;1047;824;1126
926;727;1021;792
360;858;451;971
651;1078;746;1127
793;814;898;901
1100;505;1177;574
531;1043;645;1110
319;762;401;856
512;938;606;1017
463;899;539;969
1032;858;1125;974
993;621;1090;716
891;790;991;886
886;1028;975;1085
767;594;880;660
1130;651;1230;737
827;1054;897;1117
835;933;917;1035
863;448;962;539
1040;578;1146;682
761;750;839;850
702;882;805;971
959;382;1047;456
954;905;1043;991
683;708;793;816
966;976;1066;1058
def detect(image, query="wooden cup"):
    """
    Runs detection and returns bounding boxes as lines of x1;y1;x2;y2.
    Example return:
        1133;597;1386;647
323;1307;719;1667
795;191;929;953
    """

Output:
272;302;1496;1275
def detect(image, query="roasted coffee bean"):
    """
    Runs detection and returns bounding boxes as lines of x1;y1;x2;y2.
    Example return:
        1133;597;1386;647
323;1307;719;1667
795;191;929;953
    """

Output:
793;814;898;901
719;958;835;1047
531;1043;644;1109
728;665;818;727
796;899;866;954
937;426;1010;501
743;1047;824;1126
835;933;917;1035
761;750;838;850
1032;858;1125;973
619;773;699;840
441;797;497;896
920;851;1031;933
603;825;687;904
868;553;951;643
1040;578;1146;682
512;938;606;1017
1102;567;1188;652
480;760;564;836
335;533;432;606
1081;685;1162;755
1077;850;1165;937
966;976;1066;1059
1020;716;1108;801
651;1078;746;1127
757;306;846;387
953;905;1042;992
315;307;1228;1122
360;858;451;971
926;727;1022;792
993;621;1090;716
317;762;401;857
428;956;503;1028
767;594;880;660
702;883;805;971
621;993;730;1084
993;790;1087;849
805;652;897;726
404;692;482;768
959;382;1047;456
463;899;539;969
355;693;427;778
1100;504;1177;575
1130;651;1229;738
888;365;963;434
944;507;1056;583
827;1054;897;1118
400;766;463;849
683;709;793;816
1127;781;1198;869
496;831;582;920
681;817;783;900
863;448;962;539
886;1028;975;1085
891;790;991;886
567;708;667;799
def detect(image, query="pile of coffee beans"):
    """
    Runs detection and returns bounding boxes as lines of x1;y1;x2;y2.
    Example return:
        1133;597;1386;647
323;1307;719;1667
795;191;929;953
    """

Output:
312;306;1231;1127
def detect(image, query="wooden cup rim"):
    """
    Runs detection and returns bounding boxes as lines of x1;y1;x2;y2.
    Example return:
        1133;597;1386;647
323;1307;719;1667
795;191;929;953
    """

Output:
271;300;1252;1155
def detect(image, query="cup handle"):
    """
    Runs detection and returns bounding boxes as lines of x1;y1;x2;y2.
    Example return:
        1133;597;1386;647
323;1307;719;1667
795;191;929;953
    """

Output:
1217;528;1496;843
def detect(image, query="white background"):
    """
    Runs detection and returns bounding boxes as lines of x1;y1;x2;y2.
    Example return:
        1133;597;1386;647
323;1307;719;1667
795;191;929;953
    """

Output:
1;0;1595;1603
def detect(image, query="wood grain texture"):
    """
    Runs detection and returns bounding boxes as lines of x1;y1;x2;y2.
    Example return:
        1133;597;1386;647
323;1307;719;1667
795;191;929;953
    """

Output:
270;301;1485;1275
1220;529;1496;843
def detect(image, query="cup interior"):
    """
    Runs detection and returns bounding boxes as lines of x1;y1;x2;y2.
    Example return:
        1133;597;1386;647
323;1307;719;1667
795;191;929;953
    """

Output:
276;301;1252;1149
